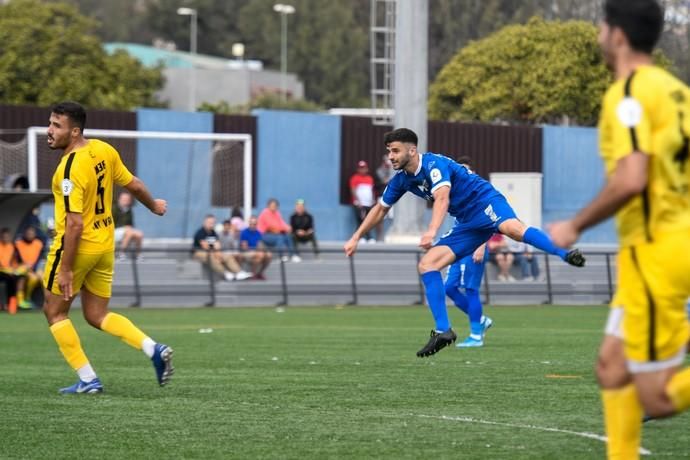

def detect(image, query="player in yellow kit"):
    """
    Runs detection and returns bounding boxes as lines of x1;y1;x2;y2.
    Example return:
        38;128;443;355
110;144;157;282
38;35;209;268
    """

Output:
43;101;173;394
549;1;690;458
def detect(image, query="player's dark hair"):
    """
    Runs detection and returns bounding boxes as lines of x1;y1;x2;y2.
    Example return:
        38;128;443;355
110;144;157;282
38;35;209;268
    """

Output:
51;101;87;132
384;128;418;146
604;0;663;54
457;156;473;168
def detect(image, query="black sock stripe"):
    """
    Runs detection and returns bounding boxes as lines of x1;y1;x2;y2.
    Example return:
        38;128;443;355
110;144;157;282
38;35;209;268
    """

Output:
46;237;64;291
63;152;76;213
630;246;656;361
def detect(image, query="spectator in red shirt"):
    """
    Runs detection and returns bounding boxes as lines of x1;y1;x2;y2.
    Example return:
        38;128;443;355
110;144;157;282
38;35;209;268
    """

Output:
257;198;300;262
349;160;376;242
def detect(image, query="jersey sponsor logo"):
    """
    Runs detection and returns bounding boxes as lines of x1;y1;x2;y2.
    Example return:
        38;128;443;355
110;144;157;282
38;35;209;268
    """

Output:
484;204;499;223
430;168;442;184
616;97;643;128
61;179;74;196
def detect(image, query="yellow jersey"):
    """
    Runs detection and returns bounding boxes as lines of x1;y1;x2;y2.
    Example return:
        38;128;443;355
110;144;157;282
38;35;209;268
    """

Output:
50;139;134;254
598;65;690;247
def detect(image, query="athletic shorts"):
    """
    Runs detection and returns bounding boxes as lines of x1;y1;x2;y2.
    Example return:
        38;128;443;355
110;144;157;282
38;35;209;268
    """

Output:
435;196;517;260
114;226;126;243
445;251;489;291
606;232;690;373
43;250;114;298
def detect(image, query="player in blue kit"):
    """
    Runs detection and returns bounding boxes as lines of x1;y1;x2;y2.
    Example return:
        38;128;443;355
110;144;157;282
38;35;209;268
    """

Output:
444;157;492;348
445;242;492;348
344;128;585;357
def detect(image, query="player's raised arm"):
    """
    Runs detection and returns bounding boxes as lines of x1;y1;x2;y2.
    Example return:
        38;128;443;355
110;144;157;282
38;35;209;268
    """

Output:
344;203;389;256
124;176;167;216
420;185;450;250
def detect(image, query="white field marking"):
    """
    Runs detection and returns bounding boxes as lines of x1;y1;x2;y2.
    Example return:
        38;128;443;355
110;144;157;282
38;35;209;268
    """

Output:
415;414;651;456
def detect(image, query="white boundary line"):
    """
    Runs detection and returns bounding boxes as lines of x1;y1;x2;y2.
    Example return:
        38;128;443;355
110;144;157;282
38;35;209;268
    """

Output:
415;414;651;456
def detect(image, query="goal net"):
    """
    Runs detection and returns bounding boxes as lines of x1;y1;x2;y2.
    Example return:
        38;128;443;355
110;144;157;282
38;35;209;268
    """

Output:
13;127;253;239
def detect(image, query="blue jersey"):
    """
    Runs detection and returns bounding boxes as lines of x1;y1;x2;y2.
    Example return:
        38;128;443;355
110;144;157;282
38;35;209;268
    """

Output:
380;153;502;223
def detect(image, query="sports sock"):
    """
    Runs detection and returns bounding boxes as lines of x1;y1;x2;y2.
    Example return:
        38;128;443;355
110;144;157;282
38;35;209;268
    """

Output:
666;367;690;413
17;290;25;304
142;337;156;358
100;312;149;352
445;284;469;315
601;383;643;460
523;227;568;260
50;319;90;371
26;276;40;297
421;271;450;332
466;288;483;336
77;363;97;383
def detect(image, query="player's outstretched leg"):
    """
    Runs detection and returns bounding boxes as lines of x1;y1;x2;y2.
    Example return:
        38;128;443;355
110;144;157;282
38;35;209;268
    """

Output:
500;219;586;267
82;289;174;386
99;312;175;386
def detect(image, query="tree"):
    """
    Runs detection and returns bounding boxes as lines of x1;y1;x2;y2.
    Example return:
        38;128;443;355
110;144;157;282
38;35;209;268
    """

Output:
237;0;369;108
428;17;611;125
0;0;164;109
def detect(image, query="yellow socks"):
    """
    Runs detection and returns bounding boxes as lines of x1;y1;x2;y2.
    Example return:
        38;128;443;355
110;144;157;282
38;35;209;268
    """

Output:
666;367;690;413
601;383;643;460
49;319;89;370
100;312;147;350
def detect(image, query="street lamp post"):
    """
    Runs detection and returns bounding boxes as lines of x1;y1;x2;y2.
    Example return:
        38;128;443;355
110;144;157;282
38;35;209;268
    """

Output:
177;7;198;111
272;3;295;101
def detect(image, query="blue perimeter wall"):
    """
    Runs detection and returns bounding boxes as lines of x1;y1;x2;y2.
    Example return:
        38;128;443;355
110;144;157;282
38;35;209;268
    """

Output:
124;110;616;244
136;108;228;238
254;110;354;241
542;125;616;244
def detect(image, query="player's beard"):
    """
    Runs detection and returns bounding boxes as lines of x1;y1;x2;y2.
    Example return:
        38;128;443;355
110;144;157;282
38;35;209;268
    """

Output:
47;135;68;150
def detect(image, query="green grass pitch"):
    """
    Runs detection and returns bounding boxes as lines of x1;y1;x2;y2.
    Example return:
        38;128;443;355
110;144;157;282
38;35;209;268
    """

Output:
1;305;689;459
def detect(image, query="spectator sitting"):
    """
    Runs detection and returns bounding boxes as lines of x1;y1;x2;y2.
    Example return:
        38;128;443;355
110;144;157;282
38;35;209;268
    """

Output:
257;198;300;263
505;236;541;281
230;206;247;232
113;190;144;261
14;226;44;309
349;160;376;243
219;219;246;268
290;199;319;258
192;215;252;281
0;227;23;312
487;233;515;282
239;216;272;280
16;207;49;255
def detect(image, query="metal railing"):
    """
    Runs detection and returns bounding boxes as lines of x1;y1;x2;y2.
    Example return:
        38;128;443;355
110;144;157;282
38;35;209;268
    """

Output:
112;247;619;307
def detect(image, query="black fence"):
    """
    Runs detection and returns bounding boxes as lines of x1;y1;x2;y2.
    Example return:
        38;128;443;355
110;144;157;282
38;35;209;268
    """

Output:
109;247;618;308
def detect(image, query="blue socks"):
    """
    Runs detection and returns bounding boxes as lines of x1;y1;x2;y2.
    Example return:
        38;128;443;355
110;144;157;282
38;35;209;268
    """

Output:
523;227;568;260
466;288;483;336
422;271;451;332
445;284;468;315
445;282;483;337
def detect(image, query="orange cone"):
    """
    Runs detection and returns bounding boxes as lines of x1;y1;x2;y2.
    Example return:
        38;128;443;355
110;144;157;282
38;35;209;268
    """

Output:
8;296;17;315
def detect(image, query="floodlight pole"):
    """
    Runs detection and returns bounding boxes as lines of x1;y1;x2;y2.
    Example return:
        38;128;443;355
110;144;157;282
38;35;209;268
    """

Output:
177;7;198;111
273;3;295;102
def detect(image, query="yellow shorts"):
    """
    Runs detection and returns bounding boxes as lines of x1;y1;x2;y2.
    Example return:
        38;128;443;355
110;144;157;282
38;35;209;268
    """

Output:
43;249;114;298
610;233;690;372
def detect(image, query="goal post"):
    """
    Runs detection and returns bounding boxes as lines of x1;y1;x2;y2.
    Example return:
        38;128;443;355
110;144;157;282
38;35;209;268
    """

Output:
25;127;253;231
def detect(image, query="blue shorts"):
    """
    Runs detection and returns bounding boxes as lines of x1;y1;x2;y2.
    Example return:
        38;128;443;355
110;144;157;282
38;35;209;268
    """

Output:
446;251;488;291
435;196;517;260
